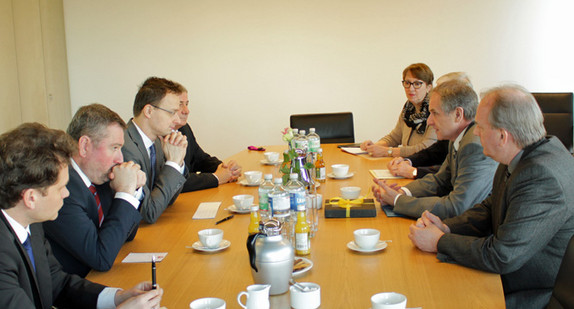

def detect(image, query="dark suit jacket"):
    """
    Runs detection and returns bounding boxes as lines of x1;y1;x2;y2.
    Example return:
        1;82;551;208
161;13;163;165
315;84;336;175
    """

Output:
395;123;498;219
406;139;449;178
0;213;105;309
122;120;187;223
438;137;574;309
43;167;142;277
179;123;222;192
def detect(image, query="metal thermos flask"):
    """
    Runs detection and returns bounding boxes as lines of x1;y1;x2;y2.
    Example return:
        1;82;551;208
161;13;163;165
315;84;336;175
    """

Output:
247;219;294;295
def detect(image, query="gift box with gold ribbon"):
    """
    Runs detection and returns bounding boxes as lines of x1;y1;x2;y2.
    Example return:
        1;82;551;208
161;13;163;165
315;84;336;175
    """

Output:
324;197;376;218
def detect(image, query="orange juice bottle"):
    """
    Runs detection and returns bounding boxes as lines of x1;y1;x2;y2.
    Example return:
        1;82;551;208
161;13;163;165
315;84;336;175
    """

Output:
295;205;311;255
315;148;326;183
248;205;261;235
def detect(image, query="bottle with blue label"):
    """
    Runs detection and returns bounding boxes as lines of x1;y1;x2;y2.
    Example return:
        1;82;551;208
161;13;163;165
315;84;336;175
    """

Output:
307;128;321;153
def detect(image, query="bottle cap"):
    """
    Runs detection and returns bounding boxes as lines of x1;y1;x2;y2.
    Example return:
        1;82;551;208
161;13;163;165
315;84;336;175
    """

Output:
290;173;298;180
297;204;306;211
264;173;273;180
250;205;259;211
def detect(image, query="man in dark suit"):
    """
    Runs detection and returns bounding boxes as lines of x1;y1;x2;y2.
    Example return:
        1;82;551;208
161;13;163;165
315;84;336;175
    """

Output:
122;77;188;224
408;85;574;309
373;80;498;219
43;104;145;277
0;123;162;309
175;87;242;192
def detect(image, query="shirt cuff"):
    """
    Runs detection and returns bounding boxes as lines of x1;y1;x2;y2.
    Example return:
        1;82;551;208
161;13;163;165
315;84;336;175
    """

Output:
114;192;141;210
401;187;413;197
97;287;121;309
393;193;402;206
212;173;220;183
166;161;185;174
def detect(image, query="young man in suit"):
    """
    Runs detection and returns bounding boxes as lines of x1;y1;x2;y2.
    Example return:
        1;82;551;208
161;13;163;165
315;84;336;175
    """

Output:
43;104;145;277
373;80;498;219
0;123;162;309
175;86;242;192
122;77;188;223
408;85;574;308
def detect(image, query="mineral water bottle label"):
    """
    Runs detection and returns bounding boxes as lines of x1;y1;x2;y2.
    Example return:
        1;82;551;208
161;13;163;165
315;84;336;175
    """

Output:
290;192;306;211
295;233;310;251
309;139;320;152
295;140;308;151
259;193;269;211
271;195;290;211
316;167;326;180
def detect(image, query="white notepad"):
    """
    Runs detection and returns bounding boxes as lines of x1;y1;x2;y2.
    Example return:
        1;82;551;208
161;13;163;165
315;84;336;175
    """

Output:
369;169;404;179
193;202;221;219
340;147;368;155
122;252;168;263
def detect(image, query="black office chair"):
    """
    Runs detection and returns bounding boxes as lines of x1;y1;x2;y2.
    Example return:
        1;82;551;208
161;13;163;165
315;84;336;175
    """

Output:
290;112;355;144
532;93;573;153
546;234;574;309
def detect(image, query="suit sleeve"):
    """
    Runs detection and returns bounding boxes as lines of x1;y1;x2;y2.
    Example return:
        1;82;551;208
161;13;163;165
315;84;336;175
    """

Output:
394;141;497;219
437;164;571;274
407;140;449;167
180;124;221;192
43;184;141;273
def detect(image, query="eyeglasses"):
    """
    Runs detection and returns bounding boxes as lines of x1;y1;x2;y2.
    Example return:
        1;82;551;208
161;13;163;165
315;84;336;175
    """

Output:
402;80;425;89
151;105;178;116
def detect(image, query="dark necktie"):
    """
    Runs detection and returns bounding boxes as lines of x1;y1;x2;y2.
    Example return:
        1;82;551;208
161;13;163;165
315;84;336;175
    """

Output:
23;235;36;272
89;184;104;226
149;144;157;183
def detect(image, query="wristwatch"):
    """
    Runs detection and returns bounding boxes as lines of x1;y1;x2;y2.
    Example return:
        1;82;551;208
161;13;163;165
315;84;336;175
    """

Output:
387;148;393;156
412;168;417;178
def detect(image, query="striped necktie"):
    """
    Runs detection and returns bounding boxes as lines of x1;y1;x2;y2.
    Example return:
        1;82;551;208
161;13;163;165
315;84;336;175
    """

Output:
23;234;36;272
89;184;104;226
149;144;157;183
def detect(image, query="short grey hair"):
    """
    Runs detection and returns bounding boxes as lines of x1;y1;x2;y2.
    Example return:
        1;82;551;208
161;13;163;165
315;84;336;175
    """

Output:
481;85;546;149
67;103;126;145
432;80;478;120
436;72;473;88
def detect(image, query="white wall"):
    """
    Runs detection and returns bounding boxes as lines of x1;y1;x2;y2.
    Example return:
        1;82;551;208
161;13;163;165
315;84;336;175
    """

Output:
63;0;574;159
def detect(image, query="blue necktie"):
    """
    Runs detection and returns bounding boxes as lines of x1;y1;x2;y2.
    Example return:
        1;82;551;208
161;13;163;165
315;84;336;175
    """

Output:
149;144;156;183
23;235;36;272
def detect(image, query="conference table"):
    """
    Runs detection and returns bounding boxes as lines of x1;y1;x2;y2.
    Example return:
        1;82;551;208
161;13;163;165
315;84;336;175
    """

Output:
86;144;505;308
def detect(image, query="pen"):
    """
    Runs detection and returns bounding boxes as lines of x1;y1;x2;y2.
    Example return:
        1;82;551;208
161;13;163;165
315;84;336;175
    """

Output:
151;255;157;290
215;215;234;225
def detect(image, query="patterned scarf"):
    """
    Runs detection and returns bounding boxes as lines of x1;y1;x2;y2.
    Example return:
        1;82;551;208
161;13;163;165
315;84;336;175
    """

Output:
402;95;430;134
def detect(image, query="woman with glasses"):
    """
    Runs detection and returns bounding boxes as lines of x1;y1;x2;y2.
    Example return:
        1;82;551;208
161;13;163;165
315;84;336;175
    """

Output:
360;63;437;157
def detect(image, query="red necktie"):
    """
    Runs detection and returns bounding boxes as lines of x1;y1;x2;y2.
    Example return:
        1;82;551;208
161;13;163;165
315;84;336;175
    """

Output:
89;184;104;227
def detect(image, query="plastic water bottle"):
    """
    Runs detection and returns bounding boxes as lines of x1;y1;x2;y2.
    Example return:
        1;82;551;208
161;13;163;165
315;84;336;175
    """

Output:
258;174;274;220
269;178;290;218
291;128;299;150
307;128;321;153
294;129;309;153
285;173;306;213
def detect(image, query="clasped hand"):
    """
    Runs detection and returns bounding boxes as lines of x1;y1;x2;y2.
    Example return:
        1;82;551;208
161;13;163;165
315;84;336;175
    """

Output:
162;131;188;166
214;160;242;184
109;161;146;194
408;211;450;253
372;178;402;206
387;157;416;178
360;140;391;157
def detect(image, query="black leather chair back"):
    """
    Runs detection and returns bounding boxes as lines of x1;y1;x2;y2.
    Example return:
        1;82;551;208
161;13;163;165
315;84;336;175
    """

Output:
532;93;573;153
290;112;355;144
547;234;574;308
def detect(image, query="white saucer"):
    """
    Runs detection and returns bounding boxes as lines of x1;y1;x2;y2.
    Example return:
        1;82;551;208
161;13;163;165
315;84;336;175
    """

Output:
293;257;313;276
347;240;388;253
238;179;263;186
226;205;252;214
328;172;354;179
191;240;231;252
260;159;283;165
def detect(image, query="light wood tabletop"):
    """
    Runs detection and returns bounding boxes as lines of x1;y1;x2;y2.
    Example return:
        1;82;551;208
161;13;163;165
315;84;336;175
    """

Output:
86;144;505;308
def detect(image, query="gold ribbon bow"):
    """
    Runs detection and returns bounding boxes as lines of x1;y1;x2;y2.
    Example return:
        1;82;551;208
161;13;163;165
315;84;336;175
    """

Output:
329;187;373;218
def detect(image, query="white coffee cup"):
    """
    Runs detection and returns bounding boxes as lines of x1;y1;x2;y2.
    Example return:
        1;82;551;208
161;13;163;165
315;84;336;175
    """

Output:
237;284;270;309
198;229;223;249
371;292;407;309
289;282;321;309
190;297;226;309
340;186;361;200
331;164;350;177
264;152;280;162
233;194;254;210
244;171;263;185
353;228;380;250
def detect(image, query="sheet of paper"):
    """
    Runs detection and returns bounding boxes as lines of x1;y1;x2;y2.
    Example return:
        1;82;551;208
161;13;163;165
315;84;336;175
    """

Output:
122;252;168;263
340;147;368;155
193;202;221;219
369;169;404;179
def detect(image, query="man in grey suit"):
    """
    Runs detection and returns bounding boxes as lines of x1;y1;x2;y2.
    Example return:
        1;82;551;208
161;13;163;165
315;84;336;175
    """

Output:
122;77;188;223
373;80;498;219
408;85;574;309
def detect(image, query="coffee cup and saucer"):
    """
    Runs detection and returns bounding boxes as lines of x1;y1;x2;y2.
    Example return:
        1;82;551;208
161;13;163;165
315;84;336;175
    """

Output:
190;229;231;252
239;171;263;186
347;228;388;253
226;195;254;214
328;164;353;179
260;152;282;165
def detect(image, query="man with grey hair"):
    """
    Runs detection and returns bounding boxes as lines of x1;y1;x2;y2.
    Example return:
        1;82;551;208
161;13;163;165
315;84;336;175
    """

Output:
408;85;574;308
373;80;498;219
